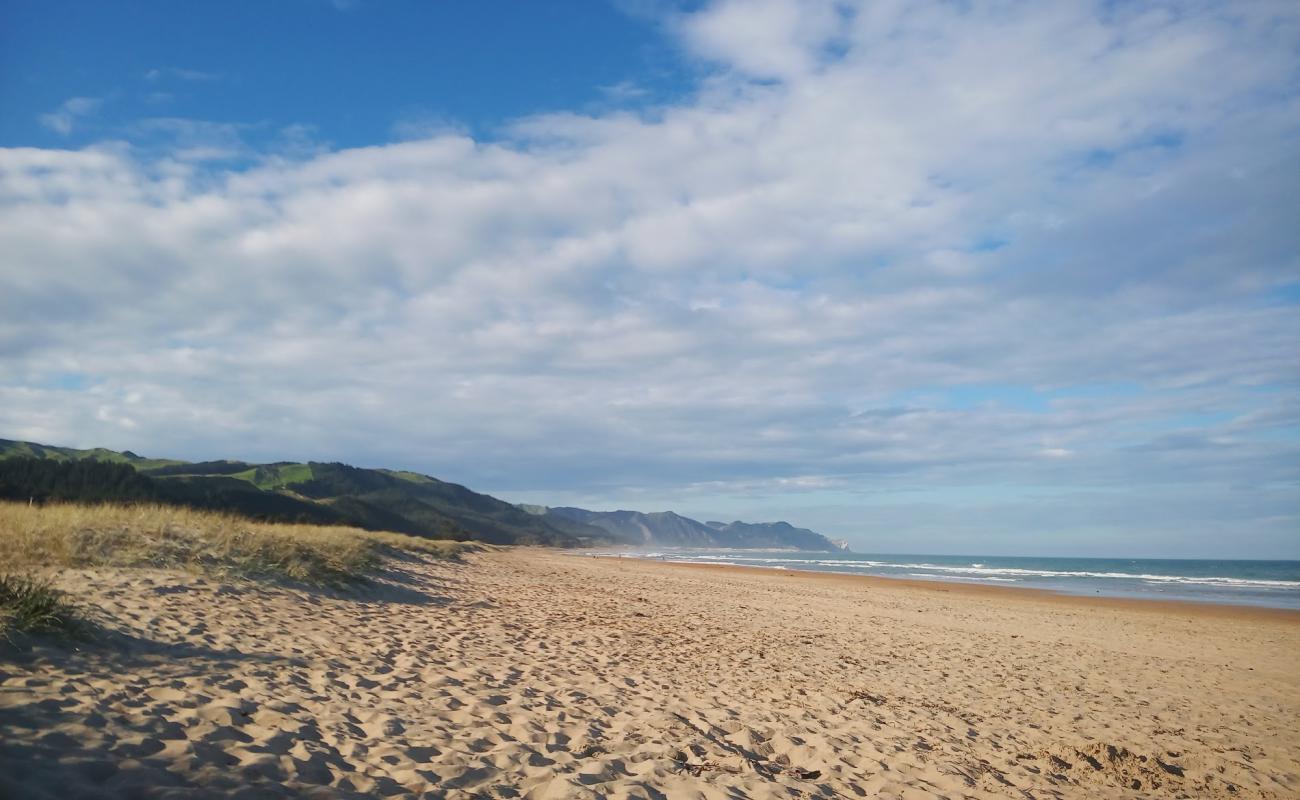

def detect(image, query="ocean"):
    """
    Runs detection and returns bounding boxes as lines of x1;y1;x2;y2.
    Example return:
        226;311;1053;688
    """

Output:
597;550;1300;609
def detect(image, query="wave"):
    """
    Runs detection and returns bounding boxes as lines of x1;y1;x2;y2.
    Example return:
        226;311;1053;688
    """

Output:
907;573;1018;583
877;564;1300;589
688;555;889;567
638;554;1300;590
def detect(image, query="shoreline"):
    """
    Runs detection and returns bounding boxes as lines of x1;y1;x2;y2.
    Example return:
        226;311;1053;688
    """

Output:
580;552;1300;622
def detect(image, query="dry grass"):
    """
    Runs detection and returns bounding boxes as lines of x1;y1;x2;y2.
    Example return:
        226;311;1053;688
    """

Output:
0;501;480;588
0;572;86;642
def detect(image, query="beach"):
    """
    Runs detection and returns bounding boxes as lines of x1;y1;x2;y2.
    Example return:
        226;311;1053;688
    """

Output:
3;548;1298;799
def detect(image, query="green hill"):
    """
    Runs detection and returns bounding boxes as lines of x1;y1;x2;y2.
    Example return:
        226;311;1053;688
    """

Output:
0;438;841;550
0;439;185;471
0;438;613;547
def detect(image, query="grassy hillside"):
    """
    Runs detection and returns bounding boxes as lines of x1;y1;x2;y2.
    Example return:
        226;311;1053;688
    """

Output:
229;462;315;490
0;438;839;551
0;439;614;547
0;438;183;471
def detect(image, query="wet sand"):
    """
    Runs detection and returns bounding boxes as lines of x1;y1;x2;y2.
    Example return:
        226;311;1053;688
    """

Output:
2;548;1297;798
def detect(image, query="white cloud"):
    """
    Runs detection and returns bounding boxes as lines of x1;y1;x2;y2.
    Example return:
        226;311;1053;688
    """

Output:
37;96;103;136
677;0;849;80
145;67;220;82
2;0;1298;554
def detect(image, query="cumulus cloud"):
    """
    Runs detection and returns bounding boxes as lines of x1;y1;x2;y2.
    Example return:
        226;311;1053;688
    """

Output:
677;0;851;80
2;0;1298;553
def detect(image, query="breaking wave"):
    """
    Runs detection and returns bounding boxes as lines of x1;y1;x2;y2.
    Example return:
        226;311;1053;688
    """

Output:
611;553;1300;591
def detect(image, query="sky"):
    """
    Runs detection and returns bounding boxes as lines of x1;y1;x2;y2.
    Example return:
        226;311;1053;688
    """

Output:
1;0;1298;558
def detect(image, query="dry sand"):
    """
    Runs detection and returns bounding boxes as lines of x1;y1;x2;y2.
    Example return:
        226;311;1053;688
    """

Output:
2;548;1298;799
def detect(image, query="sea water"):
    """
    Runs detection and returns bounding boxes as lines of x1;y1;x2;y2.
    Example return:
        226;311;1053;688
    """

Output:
600;550;1300;609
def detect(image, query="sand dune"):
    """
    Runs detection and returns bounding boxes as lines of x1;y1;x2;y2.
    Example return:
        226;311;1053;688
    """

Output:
2;549;1297;798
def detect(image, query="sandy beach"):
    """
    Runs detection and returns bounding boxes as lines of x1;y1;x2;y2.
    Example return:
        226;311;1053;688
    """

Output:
2;548;1298;799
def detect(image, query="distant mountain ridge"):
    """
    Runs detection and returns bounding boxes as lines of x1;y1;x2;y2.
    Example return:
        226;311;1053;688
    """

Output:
534;506;846;552
0;437;847;551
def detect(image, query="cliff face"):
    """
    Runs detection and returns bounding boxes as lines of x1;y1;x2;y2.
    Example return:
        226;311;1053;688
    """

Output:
544;508;715;546
705;520;845;551
539;506;843;551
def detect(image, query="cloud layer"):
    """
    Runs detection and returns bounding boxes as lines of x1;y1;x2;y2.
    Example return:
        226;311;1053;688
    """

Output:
2;0;1298;555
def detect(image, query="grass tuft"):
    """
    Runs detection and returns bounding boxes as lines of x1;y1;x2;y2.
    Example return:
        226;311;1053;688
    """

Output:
0;501;481;588
0;572;85;642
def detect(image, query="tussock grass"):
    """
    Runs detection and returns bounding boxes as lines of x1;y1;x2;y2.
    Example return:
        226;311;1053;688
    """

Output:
0;572;85;642
364;529;477;559
0;501;479;588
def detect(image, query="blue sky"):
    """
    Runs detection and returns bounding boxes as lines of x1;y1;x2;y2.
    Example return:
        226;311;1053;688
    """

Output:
1;0;1298;557
1;1;692;149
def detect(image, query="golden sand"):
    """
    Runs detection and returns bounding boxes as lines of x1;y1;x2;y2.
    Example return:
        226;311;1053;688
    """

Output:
2;548;1297;798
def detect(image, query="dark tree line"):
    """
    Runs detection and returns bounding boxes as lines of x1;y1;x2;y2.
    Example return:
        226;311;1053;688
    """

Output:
0;458;159;503
0;457;339;526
